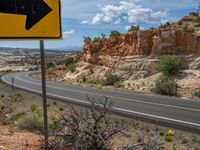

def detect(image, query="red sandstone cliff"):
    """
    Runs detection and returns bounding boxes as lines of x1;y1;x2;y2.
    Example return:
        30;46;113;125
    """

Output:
83;28;200;65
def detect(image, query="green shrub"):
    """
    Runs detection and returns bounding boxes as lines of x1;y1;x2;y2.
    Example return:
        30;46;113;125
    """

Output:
83;36;92;43
128;26;140;32
181;24;188;30
195;16;200;23
159;22;170;28
93;37;101;42
178;21;183;25
11;112;27;121
110;30;121;37
18;115;44;131
68;63;77;73
159;55;182;76
65;57;74;67
101;33;106;39
181;138;188;144
46;61;55;69
153;75;178;96
103;74;122;86
164;135;173;142
9;93;24;103
31;104;42;118
29;67;34;71
0;120;9;126
0;104;5;110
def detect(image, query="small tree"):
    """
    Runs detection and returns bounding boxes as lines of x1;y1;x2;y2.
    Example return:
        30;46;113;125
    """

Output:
83;36;92;43
93;37;101;42
104;74;122;86
101;33;106;39
65;57;74;67
128;26;140;32
46;61;55;69
159;22;170;29
110;30;121;37
159;55;182;76
48;97;130;150
68;63;77;73
153;75;178;96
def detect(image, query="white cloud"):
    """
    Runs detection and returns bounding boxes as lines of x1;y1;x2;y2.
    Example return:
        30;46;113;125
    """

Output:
160;19;169;25
151;10;168;18
63;30;75;37
91;13;112;25
114;19;121;24
83;1;168;25
80;20;89;24
124;25;131;31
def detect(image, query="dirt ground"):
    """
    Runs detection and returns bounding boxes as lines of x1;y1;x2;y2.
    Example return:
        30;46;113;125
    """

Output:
124;70;200;100
1;72;200;150
0;126;41;150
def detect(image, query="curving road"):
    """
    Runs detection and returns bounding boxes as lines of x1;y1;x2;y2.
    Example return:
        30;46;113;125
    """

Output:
1;72;200;133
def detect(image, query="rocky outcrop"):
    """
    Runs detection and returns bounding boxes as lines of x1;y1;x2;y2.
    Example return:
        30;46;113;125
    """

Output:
81;27;200;80
189;57;200;69
83;29;200;65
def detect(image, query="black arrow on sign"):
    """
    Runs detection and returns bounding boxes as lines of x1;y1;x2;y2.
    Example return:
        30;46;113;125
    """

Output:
0;0;52;30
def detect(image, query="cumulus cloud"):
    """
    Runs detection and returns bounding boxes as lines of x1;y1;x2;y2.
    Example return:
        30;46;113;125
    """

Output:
114;19;121;24
160;19;169;25
81;20;89;24
91;13;112;25
63;30;75;37
83;1;168;25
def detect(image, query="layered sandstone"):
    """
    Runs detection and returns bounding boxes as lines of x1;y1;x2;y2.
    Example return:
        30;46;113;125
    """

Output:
83;29;200;65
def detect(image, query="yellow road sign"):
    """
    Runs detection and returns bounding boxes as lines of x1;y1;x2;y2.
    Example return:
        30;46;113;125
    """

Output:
0;0;62;39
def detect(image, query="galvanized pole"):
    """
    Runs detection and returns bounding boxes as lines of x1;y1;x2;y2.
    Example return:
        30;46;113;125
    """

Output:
11;77;14;90
40;40;48;150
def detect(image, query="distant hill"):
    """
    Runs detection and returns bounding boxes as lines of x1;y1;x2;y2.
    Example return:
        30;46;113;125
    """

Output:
56;46;82;51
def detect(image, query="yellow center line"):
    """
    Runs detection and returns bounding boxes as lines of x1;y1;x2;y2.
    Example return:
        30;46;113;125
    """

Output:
15;74;200;113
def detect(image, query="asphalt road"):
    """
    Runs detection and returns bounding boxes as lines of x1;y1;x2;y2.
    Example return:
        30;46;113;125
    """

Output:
1;72;200;133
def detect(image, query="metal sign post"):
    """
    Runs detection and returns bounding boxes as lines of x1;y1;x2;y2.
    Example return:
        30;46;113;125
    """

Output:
40;40;49;150
0;1;62;149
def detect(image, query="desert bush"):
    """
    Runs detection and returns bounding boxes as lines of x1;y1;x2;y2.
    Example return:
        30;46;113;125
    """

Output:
17;105;43;131
153;75;178;96
68;63;77;73
83;36;92;43
178;21;183;25
9;93;24;103
159;22;170;28
164;136;173;142
181;24;188;30
46;61;55;69
159;55;182;76
101;33;106;39
0;94;4;98
128;26;140;32
11;112;27;121
181;138;188;144
31;104;42;118
18;115;44;131
167;130;175;136
47;97;130;150
110;30;121;37
65;57;75;67
93;37;101;42
103;74;122;86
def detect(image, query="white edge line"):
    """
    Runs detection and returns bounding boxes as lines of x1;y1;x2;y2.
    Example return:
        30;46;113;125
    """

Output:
2;75;200;128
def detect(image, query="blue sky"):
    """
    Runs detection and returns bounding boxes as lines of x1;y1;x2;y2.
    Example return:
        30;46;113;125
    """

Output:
0;0;198;49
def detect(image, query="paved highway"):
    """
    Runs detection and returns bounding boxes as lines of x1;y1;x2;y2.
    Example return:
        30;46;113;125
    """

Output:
1;72;200;132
